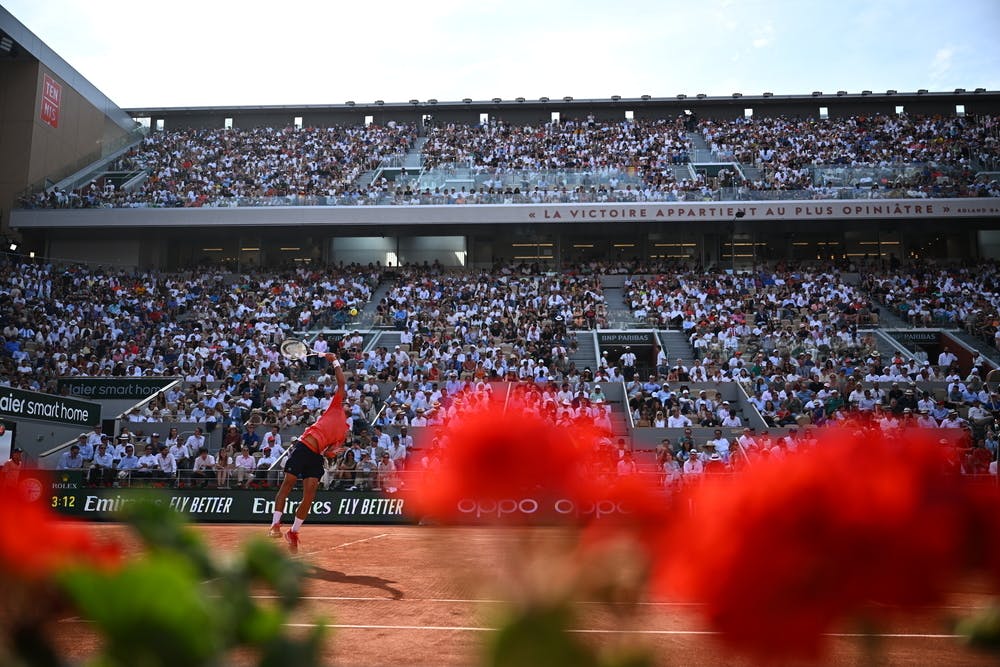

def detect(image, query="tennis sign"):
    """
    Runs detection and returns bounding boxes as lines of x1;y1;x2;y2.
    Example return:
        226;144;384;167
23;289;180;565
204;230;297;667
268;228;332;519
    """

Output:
40;74;61;129
0;387;101;427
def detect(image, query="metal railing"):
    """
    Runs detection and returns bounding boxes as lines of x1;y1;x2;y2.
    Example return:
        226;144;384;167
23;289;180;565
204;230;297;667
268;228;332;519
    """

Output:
15;181;999;210
18;125;148;199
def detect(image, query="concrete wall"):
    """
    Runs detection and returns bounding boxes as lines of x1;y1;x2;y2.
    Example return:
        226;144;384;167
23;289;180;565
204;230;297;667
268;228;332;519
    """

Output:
0;60;130;231
26;65;130;192
331;236;396;266
0;60;38;228
397;236;466;266
48;237;141;267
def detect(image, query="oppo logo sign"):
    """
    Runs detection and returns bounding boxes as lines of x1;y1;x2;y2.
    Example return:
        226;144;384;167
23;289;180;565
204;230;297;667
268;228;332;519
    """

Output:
456;498;632;519
457;498;540;518
553;499;631;519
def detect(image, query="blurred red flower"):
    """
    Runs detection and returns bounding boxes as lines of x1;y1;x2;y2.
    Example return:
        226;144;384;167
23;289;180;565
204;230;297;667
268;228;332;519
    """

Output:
657;424;1000;660
578;474;673;560
408;398;600;523
0;483;122;580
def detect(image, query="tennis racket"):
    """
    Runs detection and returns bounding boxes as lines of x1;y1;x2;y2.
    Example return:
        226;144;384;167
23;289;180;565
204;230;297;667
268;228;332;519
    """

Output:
279;338;324;361
986;368;1000;394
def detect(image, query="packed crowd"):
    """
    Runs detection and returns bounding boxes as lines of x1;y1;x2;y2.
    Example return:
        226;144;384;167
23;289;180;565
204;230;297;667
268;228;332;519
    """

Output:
422;116;692;179
700;113;1000;196
862;262;1000;330
328;180;718;206
17;124;416;209
376;263;607;330
627;266;879;329
650;417;997;485
18;113;997;211
57;371;623;492
0;260;379;395
1;259;622;485
7;256;1000;483
621;263;1000;437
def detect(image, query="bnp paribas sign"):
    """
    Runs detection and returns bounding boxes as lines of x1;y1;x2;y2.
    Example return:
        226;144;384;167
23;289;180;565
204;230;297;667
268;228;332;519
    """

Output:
0;386;101;427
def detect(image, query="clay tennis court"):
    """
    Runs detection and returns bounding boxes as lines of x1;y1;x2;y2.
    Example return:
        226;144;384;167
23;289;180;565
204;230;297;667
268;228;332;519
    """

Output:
53;524;998;666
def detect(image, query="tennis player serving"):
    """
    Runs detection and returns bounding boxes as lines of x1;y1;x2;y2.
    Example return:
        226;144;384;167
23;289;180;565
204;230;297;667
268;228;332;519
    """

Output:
269;352;348;553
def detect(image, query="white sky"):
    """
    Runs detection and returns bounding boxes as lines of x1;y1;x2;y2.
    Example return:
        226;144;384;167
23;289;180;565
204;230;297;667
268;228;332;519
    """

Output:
4;0;1000;109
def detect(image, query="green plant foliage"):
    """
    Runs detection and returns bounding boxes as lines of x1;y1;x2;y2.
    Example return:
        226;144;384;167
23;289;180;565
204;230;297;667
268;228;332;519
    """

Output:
58;496;326;667
957;604;1000;652
487;605;598;667
62;555;220;667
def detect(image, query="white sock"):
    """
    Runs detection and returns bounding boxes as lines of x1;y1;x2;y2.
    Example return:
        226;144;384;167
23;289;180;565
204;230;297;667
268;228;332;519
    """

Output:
272;511;282;526
292;517;304;533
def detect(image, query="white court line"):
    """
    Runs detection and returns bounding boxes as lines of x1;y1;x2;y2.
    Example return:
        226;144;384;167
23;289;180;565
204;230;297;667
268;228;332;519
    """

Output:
250;595;991;611
52;618;966;638
292;532;390;559
281;623;964;639
252;595;706;606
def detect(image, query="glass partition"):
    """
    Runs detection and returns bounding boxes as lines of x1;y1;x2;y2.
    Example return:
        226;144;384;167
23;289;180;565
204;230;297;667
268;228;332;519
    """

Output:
16;164;997;209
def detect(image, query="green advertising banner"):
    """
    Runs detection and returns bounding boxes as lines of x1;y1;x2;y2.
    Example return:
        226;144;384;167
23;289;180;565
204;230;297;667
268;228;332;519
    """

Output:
46;485;412;525
35;475;644;525
57;377;178;400
0;386;101;427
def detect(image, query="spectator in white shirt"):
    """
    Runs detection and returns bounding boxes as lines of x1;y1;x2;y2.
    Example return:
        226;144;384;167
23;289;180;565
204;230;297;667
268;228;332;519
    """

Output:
940;410;966;429
256;447;279;487
667;409;692;428
133;445;159;482
234;446;256;488
191;447;217;488
262;426;283;453
683;454;704;477
708;429;731;462
617;451;638;476
155;445;178;485
721;410;743;428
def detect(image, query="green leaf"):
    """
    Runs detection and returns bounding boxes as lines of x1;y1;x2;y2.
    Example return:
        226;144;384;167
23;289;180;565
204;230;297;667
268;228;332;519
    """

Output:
115;494;215;576
61;555;221;667
241;538;305;608
10;624;63;667
957;604;1000;653
237;605;284;645
258;622;327;667
487;605;598;667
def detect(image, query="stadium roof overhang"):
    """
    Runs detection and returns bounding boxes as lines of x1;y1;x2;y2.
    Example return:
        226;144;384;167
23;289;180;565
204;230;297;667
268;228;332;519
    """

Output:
123;90;1000;116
